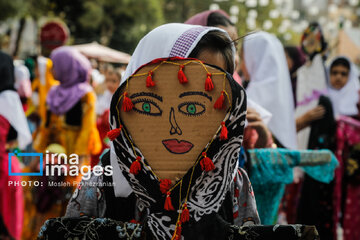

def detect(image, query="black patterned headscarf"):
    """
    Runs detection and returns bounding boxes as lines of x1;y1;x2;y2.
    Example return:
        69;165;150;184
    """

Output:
108;24;246;240
301;22;327;60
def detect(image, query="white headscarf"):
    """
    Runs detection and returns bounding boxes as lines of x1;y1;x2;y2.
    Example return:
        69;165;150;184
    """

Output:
121;23;233;84
0;52;32;150
0;91;32;149
327;56;360;117
115;23;234;197
243;31;297;149
14;63;32;98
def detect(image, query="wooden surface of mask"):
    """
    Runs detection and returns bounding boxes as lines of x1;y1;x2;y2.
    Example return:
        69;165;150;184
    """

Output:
119;59;232;181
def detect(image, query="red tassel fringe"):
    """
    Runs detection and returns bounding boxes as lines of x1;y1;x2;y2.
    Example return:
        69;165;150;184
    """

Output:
174;224;182;240
159;179;172;194
107;125;122;141
220;122;228;140
181;203;190;223
214;91;225;109
146;71;155;87
164;192;175;211
200;152;215;172
178;65;188;84
205;73;214;91
122;92;133;112
129;156;141;175
129;219;139;224
234;188;239;198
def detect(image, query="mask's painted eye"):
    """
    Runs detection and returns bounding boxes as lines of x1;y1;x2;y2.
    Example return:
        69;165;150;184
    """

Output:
178;102;205;117
142;102;151;113
187;104;196;114
132;98;162;116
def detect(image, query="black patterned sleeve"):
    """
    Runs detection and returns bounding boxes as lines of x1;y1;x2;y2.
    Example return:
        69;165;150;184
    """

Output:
65;173;107;218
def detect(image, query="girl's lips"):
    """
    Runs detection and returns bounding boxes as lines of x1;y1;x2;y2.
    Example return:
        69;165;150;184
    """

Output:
162;139;194;154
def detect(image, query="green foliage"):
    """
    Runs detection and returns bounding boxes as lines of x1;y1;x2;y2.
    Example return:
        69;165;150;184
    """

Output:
0;0;25;20
1;0;301;53
78;1;104;30
48;0;164;53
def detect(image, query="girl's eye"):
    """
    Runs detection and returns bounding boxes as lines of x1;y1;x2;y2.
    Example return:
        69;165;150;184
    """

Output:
178;102;205;116
132;99;162;116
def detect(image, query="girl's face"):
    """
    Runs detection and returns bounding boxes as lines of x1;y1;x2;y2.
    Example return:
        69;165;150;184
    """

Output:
106;72;120;94
330;65;349;90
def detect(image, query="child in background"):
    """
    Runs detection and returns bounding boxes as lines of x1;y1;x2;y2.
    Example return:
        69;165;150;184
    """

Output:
96;65;122;116
328;56;360;240
328;56;360;118
92;65;122;167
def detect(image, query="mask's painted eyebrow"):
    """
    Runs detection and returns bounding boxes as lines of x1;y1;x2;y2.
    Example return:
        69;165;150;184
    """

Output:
130;92;163;102
179;91;212;101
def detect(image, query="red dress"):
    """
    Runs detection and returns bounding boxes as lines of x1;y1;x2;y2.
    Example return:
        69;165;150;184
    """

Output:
0;115;24;239
90;109;110;167
333;116;360;240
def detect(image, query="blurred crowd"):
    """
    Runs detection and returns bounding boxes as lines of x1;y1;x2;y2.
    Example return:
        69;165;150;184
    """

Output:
0;9;359;240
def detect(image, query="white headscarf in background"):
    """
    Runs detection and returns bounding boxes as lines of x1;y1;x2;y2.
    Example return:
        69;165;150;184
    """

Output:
14;62;32;98
327;56;360;117
243;31;297;149
115;23;234;197
0;52;31;149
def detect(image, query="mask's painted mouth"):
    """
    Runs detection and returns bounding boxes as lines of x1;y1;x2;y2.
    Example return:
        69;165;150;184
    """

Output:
162;139;194;154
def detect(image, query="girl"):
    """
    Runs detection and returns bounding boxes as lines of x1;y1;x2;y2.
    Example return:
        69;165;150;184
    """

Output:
44;47;101;157
92;66;123;167
64;23;259;240
0;51;31;240
328;56;360;240
328;56;359;118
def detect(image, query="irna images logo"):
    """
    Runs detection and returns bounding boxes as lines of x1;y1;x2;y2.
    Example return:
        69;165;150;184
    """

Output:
8;150;113;179
8;150;43;176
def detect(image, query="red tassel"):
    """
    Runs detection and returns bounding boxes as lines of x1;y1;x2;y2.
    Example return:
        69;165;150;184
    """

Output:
129;156;141;175
234;188;239;198
159;179;172;194
164;192;175;211
175;224;182;240
122;92;133;112
220;122;228;140
146;71;155;87
200;152;215;172
129;219;139;224
205;73;214;91
181;203;190;223
214;91;225;109
178;65;188;84
107;125;122;141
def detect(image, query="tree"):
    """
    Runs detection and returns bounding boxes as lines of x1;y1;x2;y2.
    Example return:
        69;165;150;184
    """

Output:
0;0;25;21
49;0;164;53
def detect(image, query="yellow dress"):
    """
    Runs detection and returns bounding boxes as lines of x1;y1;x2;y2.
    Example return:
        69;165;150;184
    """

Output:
33;91;102;156
30;57;59;122
22;92;102;240
60;91;102;156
